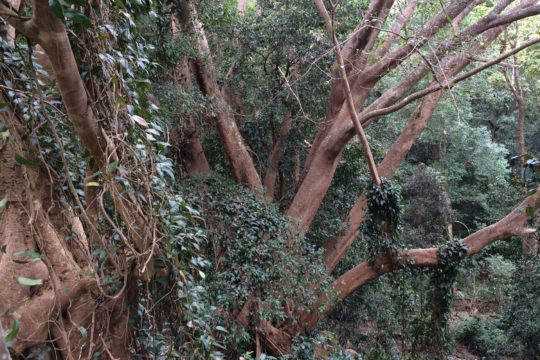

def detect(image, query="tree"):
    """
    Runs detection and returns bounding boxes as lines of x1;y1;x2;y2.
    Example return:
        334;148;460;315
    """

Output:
0;0;539;357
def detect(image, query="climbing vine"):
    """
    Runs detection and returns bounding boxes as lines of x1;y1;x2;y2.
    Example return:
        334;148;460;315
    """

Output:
361;177;403;263
426;238;469;353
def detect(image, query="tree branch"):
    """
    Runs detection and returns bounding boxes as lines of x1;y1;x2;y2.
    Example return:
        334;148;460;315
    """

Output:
322;12;533;273
300;183;540;330
358;37;540;127
316;0;381;186
0;0;36;38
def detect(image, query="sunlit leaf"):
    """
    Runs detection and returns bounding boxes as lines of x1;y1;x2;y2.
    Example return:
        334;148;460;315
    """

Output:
17;277;43;286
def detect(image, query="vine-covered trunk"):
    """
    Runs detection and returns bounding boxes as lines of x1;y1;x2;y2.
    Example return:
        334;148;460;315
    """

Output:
0;102;133;358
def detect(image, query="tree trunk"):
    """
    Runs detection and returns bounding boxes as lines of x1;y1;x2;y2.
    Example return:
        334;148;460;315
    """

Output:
176;0;262;189
264;112;293;200
0;100;131;358
173;55;211;176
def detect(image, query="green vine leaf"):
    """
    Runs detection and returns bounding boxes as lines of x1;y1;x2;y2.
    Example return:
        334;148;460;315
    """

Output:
48;0;65;23
13;251;44;262
17;277;43;286
14;154;36;167
64;8;92;28
4;319;19;341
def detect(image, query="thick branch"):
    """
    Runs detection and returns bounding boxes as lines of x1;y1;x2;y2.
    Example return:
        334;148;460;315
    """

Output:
373;0;418;58
324;0;395;119
288;0;475;231
316;0;381;186
323;19;536;272
301;183;540;329
177;0;261;188
263;112;293;200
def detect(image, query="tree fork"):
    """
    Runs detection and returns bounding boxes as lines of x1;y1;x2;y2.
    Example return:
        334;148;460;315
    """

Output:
322;7;531;272
316;0;381;187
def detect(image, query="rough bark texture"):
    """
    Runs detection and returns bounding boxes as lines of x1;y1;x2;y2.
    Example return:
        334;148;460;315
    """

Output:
176;0;262;189
173;54;211;176
263;112;293;200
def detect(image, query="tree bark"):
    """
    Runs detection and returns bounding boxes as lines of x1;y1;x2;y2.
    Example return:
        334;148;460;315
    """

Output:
176;0;262;189
323;16;519;273
288;0;539;232
263;112;293;200
316;0;381;187
299;180;540;329
238;0;247;13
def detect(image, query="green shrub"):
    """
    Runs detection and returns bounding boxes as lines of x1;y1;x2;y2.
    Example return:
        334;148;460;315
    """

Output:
503;257;540;359
455;317;515;358
477;255;516;305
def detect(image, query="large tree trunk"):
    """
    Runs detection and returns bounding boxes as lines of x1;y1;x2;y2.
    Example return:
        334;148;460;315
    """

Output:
0;99;131;358
0;0;158;356
176;0;262;189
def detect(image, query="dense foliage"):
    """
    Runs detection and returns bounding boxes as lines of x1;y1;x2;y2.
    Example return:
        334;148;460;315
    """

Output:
0;0;539;359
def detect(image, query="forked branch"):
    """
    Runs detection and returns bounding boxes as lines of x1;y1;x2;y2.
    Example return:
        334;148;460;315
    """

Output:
316;0;381;186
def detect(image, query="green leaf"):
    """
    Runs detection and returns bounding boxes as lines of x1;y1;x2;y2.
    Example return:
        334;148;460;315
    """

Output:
1;245;6;253
0;102;8;112
13;251;43;262
5;319;19;341
198;270;206;280
79;326;88;342
1;129;9;139
87;171;103;179
526;205;534;217
14;154;36;167
85;182;100;187
66;0;86;5
108;161;119;172
215;326;228;333
0;195;8;207
64;8;92;28
17;277;43;286
48;0;65;23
